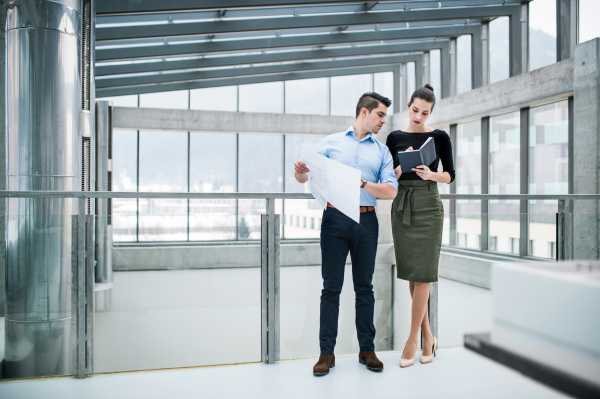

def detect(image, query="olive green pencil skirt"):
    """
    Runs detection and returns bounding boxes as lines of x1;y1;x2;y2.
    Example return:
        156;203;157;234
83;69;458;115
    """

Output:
391;180;444;283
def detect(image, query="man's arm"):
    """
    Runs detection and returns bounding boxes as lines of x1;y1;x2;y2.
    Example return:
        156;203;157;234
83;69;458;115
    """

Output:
363;182;397;200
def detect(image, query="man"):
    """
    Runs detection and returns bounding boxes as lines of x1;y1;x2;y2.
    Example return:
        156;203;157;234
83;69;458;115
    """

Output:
294;92;398;376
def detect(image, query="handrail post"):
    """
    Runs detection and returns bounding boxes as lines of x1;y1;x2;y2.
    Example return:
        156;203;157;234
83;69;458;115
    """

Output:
262;197;280;364
77;198;86;379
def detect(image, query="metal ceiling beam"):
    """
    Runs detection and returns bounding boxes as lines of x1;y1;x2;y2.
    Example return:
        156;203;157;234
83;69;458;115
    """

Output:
96;5;519;41
96;64;403;97
97;53;423;89
96;0;402;15
97;24;479;61
96;40;449;77
96;0;522;16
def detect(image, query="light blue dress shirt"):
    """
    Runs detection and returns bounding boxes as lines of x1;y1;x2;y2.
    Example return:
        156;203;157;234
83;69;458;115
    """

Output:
316;125;398;206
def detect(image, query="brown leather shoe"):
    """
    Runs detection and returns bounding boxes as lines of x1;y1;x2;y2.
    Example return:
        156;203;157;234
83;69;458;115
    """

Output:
313;353;335;376
359;350;384;371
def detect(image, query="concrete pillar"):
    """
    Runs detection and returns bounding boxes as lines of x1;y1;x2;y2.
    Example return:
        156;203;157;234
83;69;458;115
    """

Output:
572;38;600;260
374;199;394;351
440;41;451;99
557;0;578;61
0;0;5;318
509;3;529;76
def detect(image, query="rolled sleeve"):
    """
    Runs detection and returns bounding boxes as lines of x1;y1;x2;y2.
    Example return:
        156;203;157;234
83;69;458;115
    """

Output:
379;148;398;190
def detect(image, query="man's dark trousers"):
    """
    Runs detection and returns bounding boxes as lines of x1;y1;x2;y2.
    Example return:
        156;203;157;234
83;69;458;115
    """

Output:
319;207;379;354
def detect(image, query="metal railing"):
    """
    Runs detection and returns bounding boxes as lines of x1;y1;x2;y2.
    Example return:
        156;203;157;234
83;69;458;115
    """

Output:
2;191;599;380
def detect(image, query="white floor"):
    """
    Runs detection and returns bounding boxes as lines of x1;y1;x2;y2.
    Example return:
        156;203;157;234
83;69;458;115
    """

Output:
0;348;569;399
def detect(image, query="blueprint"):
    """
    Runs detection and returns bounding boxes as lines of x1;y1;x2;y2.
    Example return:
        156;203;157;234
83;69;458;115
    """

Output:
301;145;361;223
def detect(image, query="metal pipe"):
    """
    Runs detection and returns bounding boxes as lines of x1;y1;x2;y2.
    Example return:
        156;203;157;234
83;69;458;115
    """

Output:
4;0;81;378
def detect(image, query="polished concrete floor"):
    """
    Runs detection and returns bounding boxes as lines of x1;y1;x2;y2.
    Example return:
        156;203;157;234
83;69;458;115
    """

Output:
0;347;569;399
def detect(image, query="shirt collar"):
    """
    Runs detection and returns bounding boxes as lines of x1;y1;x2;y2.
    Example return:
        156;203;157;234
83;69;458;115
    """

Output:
346;125;375;142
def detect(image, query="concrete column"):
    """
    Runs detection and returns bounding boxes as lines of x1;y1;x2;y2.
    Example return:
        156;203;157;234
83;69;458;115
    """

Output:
449;38;458;96
472;25;484;89
393;64;401;114
572;38;600;260
415;55;424;90
557;0;578;61
441;41;451;99
0;0;5;318
374;199;394;351
509;3;529;76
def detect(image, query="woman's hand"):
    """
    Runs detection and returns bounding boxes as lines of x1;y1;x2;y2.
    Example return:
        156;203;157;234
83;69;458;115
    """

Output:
413;164;433;180
395;146;413;178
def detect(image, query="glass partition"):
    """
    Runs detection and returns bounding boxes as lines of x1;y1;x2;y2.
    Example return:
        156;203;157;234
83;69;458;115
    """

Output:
190;86;238;112
489;112;520;254
528;101;568;258
112;129;138;242
138;130;188;241
239;82;284;113
456;121;482;249
285;78;328;115
139;90;189;110
429;49;441;92
330;74;372;116
406;62;416;96
373;71;394;102
578;0;600;43
490;16;510;84
189;132;237;240
457;35;472;94
529;0;557;71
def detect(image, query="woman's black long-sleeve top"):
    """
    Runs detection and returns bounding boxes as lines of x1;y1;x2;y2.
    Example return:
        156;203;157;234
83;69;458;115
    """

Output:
385;129;455;183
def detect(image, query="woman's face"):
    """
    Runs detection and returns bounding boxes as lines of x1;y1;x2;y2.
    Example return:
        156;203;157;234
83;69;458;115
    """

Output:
407;97;434;128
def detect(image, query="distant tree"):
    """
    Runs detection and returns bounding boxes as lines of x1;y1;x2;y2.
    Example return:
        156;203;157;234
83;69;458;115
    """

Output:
239;217;250;239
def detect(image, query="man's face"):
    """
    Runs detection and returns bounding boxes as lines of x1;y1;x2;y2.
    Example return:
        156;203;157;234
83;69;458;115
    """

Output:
363;103;388;134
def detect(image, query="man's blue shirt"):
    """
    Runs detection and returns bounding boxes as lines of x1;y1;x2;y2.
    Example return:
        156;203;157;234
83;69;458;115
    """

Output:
316;125;398;206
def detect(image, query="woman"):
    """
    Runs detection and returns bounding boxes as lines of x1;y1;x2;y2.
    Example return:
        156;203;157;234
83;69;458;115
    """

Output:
385;84;455;367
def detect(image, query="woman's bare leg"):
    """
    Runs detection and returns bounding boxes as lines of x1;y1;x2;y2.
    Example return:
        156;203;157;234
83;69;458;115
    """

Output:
401;282;431;360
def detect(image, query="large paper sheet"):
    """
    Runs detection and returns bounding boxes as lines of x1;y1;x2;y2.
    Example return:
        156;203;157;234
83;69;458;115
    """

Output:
301;145;361;223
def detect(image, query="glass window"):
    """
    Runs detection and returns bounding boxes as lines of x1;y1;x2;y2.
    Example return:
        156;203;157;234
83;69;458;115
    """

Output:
489;112;520;255
429;50;442;94
238;134;283;239
529;0;557;71
239;82;284;113
139;90;190;109
285;78;328;115
529;101;568;259
97;95;138;107
138;131;188;241
112;130;138;242
330;74;372;116
190;86;238;112
373;72;394;104
490;16;510;84
406;63;416;97
457;35;472;93
189;132;237;241
284;134;326;239
579;0;600;43
456;121;481;249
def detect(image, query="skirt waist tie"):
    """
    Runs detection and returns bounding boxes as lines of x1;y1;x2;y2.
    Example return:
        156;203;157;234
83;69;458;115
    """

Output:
397;184;434;225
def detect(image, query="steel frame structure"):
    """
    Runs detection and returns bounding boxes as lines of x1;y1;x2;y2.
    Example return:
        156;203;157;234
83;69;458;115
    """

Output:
93;0;559;98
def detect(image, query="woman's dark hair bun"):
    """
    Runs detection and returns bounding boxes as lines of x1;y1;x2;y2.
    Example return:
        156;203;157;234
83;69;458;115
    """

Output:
424;83;434;92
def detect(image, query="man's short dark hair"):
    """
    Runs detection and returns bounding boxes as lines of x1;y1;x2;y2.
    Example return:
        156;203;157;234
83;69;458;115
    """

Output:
355;92;392;118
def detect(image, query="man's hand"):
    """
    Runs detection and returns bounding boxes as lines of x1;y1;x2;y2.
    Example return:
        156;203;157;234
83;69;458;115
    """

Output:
294;160;310;183
294;160;309;174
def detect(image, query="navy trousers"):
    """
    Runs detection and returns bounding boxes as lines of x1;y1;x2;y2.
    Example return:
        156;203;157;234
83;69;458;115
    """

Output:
319;207;379;354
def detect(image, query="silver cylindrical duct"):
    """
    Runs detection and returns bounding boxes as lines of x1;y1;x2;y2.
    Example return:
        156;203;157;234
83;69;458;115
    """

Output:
95;101;112;310
4;0;81;378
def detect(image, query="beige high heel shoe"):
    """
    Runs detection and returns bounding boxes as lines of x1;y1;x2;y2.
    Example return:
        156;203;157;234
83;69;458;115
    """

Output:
420;336;437;364
399;342;416;368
